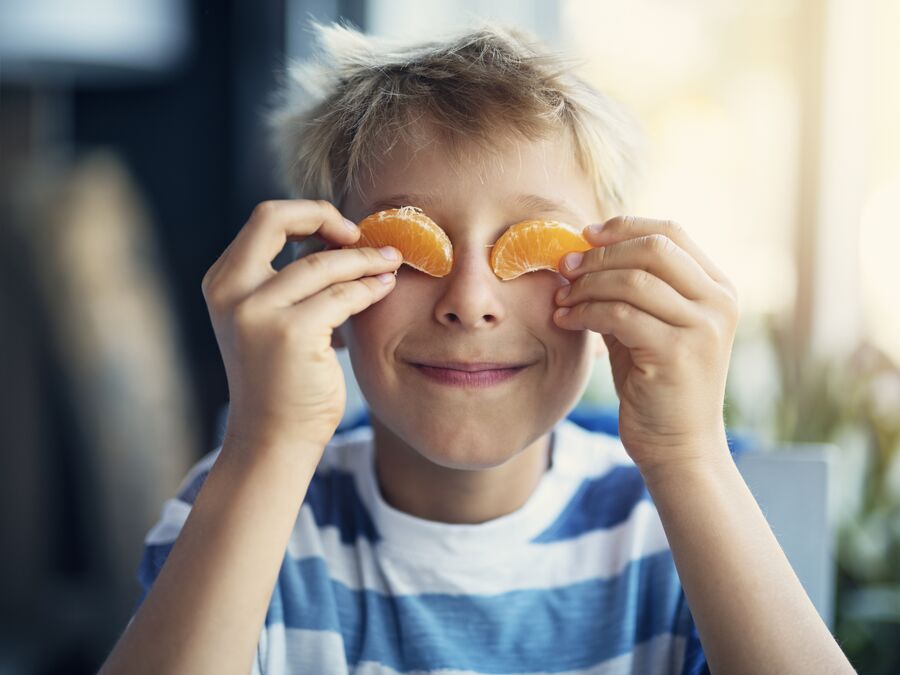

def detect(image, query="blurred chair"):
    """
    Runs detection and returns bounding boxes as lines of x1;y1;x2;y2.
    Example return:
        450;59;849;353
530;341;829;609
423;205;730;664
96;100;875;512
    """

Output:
735;446;835;627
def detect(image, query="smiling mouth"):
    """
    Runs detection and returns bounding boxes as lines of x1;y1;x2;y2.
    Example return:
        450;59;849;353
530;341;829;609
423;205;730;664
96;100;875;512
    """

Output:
412;360;528;372
409;361;530;388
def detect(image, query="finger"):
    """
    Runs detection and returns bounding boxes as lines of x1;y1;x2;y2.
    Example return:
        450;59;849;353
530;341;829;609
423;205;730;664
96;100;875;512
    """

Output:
560;234;712;302
555;268;702;328
223;200;361;293
584;216;729;285
202;229;246;284
554;299;678;353
291;273;397;331
252;245;403;308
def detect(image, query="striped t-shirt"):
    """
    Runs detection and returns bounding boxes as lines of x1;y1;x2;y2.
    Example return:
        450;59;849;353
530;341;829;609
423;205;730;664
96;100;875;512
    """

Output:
136;418;708;674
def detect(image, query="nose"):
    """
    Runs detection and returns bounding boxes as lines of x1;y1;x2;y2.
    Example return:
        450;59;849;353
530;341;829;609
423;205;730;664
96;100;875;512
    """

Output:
433;242;506;329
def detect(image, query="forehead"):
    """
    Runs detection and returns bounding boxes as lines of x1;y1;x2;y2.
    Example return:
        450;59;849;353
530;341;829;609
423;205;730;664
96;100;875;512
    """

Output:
345;125;603;225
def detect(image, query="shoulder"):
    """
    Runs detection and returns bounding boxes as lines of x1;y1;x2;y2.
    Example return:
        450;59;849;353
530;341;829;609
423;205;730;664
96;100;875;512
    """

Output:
167;425;375;506
143;427;379;560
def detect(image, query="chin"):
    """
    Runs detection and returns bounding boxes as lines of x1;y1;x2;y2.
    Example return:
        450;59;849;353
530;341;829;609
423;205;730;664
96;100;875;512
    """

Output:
389;413;530;471
418;442;519;471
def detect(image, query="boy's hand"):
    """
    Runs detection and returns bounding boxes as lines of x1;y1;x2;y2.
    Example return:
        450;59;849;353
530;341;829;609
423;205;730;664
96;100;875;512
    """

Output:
202;200;402;453
554;216;739;473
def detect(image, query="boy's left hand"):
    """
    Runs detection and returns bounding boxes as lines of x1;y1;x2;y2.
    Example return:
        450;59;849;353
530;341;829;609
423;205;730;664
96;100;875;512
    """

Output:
554;216;740;473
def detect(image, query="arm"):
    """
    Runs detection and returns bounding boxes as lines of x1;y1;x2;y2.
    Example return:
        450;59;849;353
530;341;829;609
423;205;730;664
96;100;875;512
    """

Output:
642;438;854;675
100;438;320;675
554;215;854;674
100;199;402;674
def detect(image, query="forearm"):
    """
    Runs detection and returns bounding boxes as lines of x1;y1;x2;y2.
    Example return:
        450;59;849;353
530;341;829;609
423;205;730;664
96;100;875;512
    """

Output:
641;440;854;675
100;436;322;675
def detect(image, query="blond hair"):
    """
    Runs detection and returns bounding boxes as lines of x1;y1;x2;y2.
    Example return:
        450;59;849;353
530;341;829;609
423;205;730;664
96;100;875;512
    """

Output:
268;20;646;218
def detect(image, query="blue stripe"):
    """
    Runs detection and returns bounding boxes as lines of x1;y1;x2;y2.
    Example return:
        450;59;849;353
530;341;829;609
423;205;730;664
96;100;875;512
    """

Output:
135;541;172;609
176;468;210;505
138;542;170;590
303;469;380;544
137;543;692;672
267;550;687;672
176;466;379;545
531;465;650;543
681;623;709;675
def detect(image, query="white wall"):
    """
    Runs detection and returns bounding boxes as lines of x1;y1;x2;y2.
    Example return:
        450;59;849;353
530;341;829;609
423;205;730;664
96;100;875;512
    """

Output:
365;0;560;44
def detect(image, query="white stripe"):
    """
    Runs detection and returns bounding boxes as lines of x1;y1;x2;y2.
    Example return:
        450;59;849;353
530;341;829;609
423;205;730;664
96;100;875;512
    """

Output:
259;627;683;674
285;498;670;595
265;625;350;675
144;497;191;545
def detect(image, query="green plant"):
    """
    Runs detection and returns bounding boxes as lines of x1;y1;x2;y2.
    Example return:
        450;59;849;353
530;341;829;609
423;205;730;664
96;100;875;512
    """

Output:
729;313;900;673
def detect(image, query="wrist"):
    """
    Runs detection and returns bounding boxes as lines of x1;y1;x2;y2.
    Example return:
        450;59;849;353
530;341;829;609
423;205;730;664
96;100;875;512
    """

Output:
220;423;327;474
635;432;734;491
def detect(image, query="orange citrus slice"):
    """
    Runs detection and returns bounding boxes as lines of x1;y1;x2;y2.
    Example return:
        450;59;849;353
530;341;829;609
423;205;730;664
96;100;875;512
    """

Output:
346;207;453;277
490;219;593;280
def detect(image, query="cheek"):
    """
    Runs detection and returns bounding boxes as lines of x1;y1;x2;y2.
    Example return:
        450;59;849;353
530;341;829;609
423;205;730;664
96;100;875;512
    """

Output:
523;277;594;374
547;328;596;408
511;275;594;377
376;273;424;315
345;275;421;347
548;320;593;363
511;272;569;324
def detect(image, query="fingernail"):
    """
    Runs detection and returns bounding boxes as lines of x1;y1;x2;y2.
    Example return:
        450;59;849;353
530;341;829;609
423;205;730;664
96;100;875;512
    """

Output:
586;223;605;237
379;246;401;260
376;272;396;284
557;285;571;301
564;252;583;270
556;307;571;318
344;218;359;232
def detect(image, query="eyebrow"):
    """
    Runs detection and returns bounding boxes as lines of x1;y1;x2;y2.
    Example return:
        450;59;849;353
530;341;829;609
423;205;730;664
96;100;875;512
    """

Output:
503;193;582;223
364;192;582;224
364;192;445;214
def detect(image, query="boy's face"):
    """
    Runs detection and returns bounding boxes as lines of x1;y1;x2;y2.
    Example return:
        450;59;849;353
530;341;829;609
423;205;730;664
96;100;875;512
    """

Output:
337;128;608;470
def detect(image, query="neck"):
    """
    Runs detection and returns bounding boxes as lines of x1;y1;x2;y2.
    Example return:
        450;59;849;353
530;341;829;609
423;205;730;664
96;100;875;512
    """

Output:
370;418;553;524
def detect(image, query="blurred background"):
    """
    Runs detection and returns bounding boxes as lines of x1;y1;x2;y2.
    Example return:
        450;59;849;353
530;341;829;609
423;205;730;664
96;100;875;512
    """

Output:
0;0;897;672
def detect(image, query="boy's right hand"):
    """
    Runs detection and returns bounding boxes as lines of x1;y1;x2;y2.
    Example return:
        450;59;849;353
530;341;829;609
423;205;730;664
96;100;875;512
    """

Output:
202;199;402;453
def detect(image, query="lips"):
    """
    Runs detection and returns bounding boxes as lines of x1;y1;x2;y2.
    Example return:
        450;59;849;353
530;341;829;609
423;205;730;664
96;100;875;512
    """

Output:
410;361;529;388
411;360;527;372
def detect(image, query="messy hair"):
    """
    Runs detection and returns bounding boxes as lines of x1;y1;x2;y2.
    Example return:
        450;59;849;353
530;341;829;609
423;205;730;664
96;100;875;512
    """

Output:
268;20;646;218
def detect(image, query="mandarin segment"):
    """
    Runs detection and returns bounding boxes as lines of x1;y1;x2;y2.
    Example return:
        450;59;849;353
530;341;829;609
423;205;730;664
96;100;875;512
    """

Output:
490;219;593;280
346;207;453;277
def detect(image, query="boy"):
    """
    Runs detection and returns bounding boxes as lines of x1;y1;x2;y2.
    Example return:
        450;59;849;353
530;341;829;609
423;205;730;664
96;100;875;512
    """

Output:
100;22;854;674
